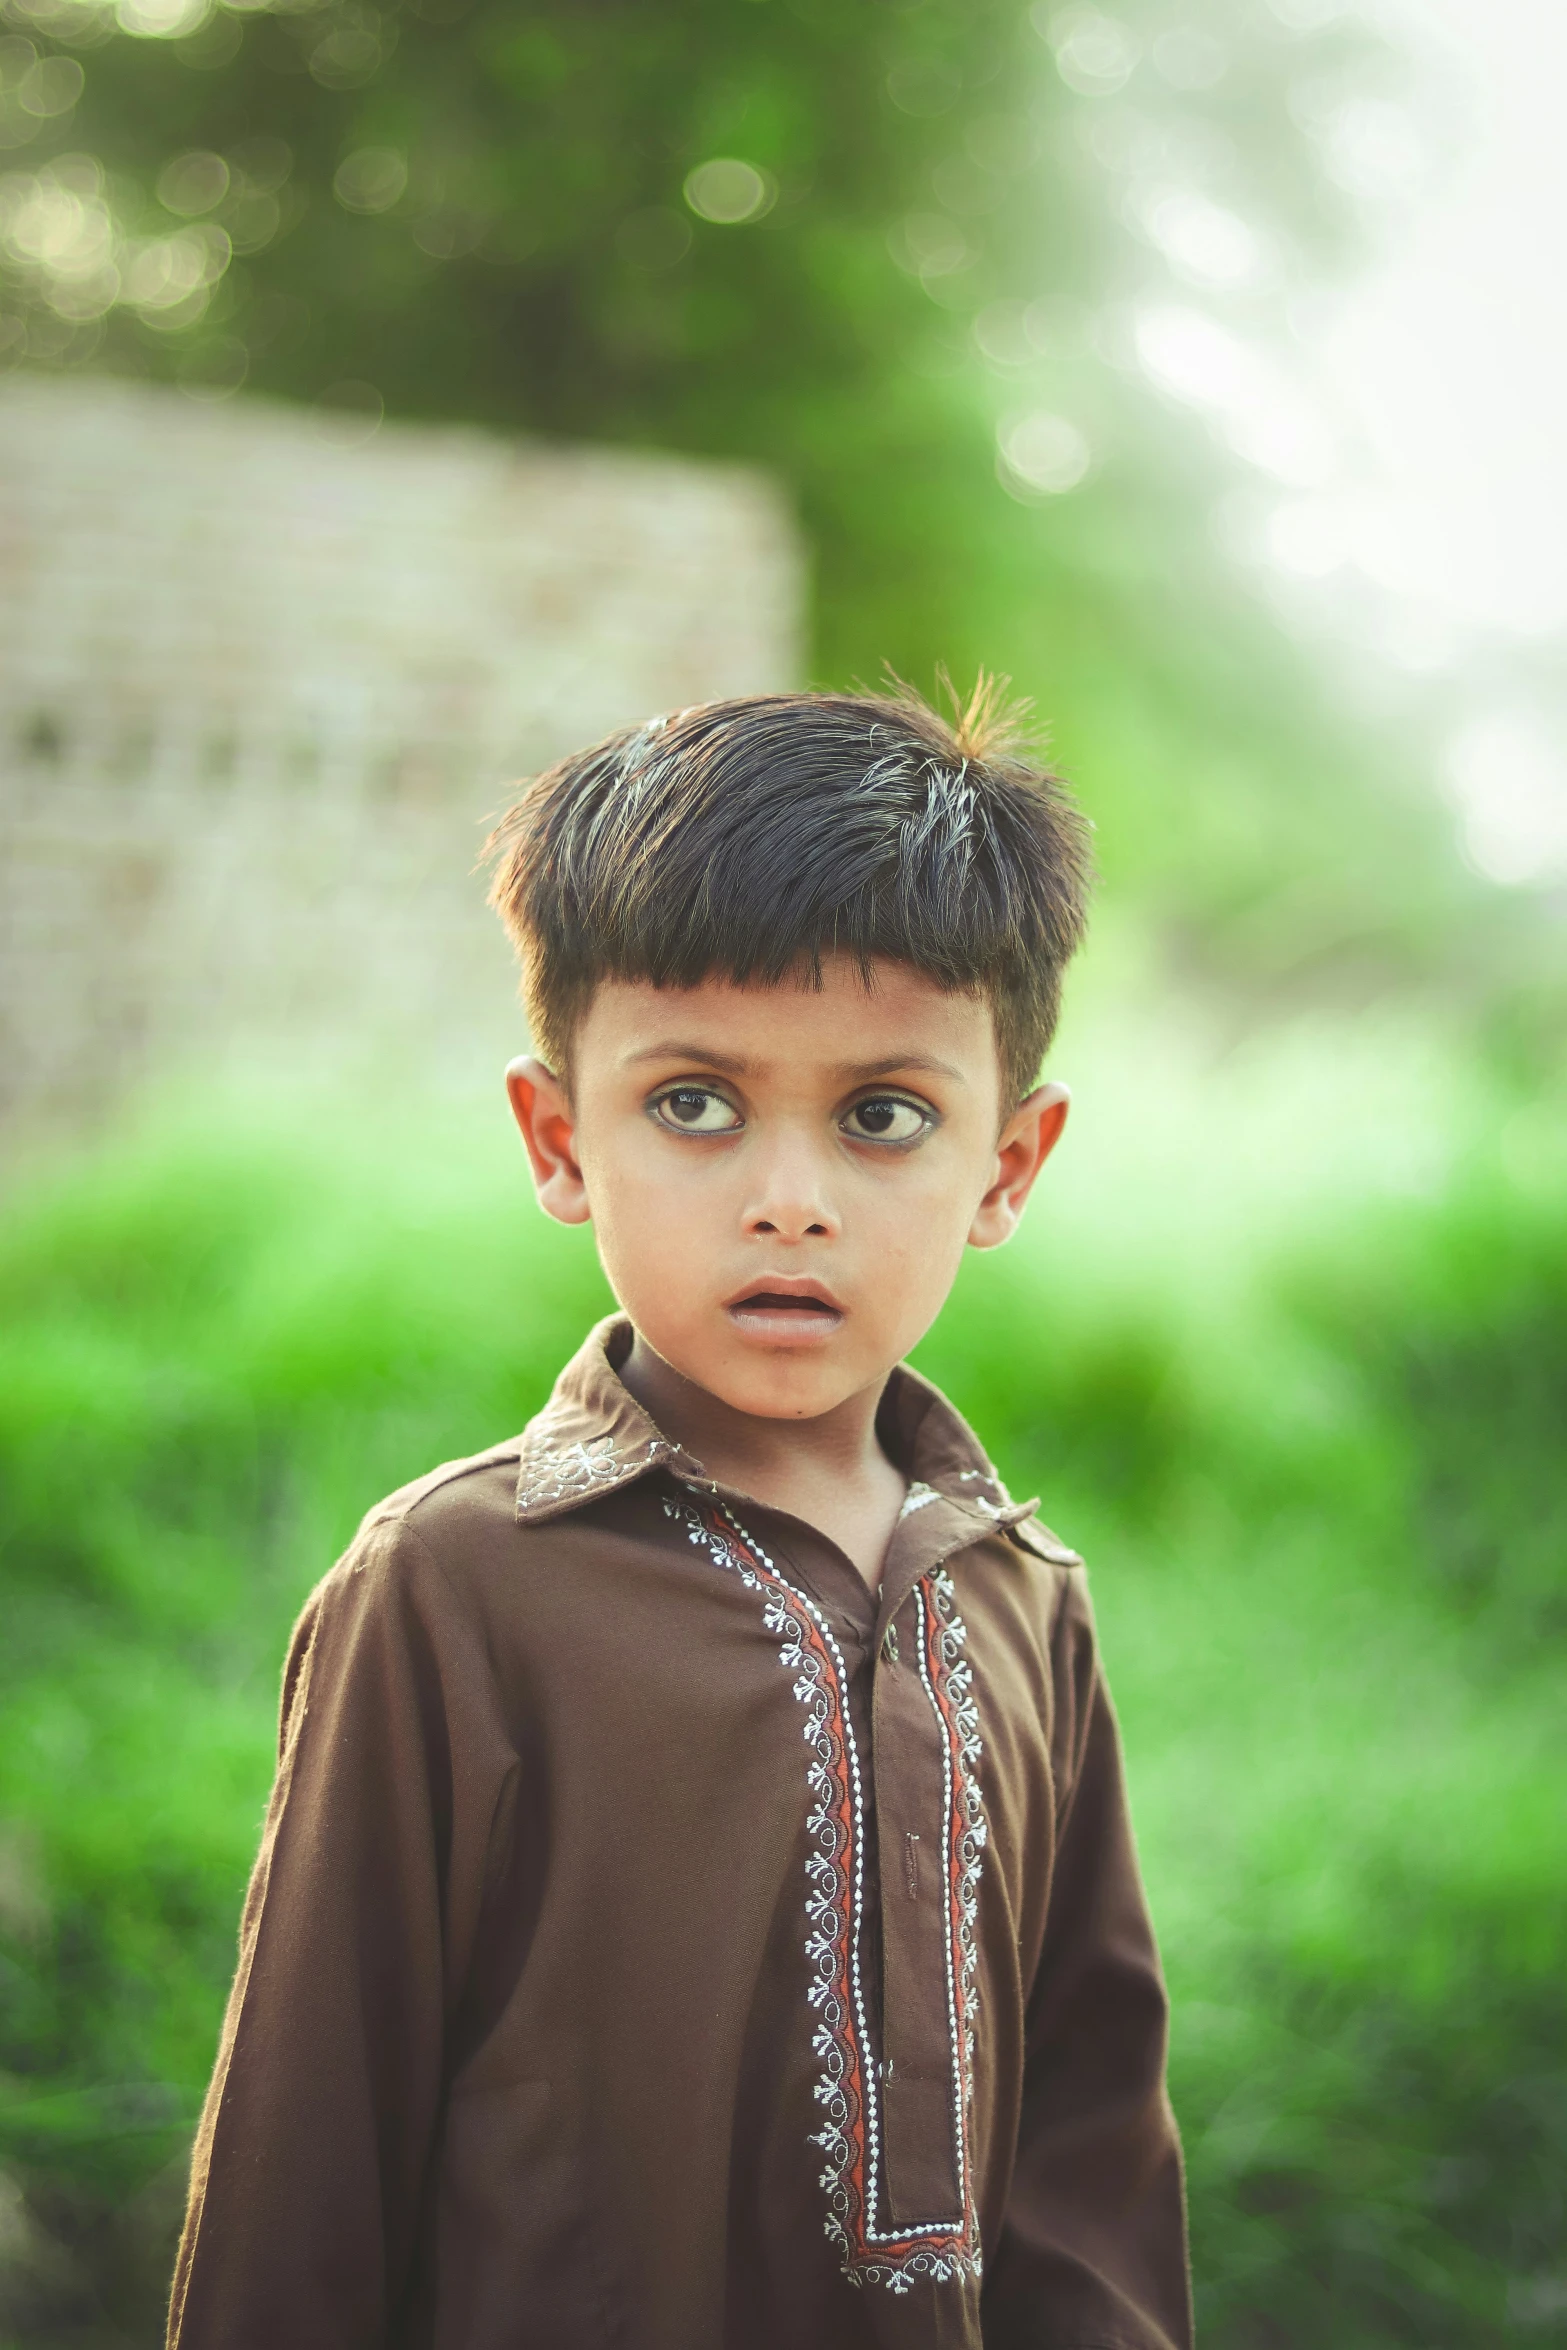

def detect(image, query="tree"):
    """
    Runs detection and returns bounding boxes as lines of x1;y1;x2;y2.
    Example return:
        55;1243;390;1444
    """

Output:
0;0;1477;960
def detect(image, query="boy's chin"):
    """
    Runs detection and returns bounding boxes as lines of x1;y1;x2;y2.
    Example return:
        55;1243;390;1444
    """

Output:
690;1343;879;1424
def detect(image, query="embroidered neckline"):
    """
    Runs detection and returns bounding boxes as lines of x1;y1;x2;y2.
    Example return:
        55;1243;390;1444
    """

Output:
512;1315;1045;1537
662;1487;986;2295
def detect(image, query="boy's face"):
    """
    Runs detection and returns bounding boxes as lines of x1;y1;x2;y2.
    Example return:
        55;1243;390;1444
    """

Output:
508;955;1066;1424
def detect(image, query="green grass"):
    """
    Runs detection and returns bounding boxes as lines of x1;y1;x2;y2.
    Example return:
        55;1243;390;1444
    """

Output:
0;1022;1563;2344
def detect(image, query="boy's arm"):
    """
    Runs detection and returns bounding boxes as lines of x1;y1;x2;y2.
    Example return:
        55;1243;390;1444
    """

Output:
983;1564;1193;2350
168;1515;510;2350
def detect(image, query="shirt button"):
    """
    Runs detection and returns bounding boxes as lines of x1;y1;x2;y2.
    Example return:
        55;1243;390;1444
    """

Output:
881;1621;900;1666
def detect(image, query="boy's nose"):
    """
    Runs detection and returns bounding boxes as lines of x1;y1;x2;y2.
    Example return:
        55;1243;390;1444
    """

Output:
740;1138;840;1242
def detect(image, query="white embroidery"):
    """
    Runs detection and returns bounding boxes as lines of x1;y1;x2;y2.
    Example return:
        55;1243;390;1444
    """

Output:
897;1481;940;1520
519;1426;664;1509
920;1569;988;2208
955;1466;1016;1522
662;1487;986;2294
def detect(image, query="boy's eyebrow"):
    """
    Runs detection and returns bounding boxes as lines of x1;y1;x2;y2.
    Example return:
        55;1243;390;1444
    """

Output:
843;1054;968;1085
621;1043;968;1084
622;1042;750;1075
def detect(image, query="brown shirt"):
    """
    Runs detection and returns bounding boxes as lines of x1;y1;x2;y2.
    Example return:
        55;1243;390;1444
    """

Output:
169;1318;1191;2350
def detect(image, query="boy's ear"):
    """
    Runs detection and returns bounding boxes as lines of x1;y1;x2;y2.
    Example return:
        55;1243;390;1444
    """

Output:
506;1056;592;1226
968;1081;1069;1251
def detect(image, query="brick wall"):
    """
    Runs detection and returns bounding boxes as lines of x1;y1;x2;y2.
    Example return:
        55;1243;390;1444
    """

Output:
0;374;802;1137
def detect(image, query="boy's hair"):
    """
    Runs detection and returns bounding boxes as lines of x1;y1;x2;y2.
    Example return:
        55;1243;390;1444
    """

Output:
485;677;1091;1107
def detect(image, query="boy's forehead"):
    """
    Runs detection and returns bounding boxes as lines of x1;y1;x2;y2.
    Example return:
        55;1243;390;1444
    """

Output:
578;957;997;1080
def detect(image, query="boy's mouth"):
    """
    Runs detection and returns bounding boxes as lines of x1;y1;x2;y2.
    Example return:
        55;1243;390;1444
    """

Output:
724;1277;845;1340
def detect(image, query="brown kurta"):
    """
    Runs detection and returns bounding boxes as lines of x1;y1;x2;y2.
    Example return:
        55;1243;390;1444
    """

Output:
169;1317;1190;2350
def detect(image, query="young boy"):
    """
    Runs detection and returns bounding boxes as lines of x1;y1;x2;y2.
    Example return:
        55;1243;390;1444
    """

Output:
168;685;1191;2350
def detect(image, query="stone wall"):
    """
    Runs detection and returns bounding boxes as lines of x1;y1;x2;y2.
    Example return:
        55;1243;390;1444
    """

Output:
0;374;802;1137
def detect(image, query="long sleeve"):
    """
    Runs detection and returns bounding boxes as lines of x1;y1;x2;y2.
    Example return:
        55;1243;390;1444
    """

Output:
982;1568;1193;2350
168;1515;513;2350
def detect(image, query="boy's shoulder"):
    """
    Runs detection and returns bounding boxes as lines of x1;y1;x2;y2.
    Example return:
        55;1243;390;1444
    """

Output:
306;1435;529;1625
309;1322;674;1616
333;1321;684;1584
358;1431;530;1566
362;1435;527;1536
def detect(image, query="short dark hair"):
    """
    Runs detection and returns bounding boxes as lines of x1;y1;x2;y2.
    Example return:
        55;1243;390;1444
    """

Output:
485;678;1091;1106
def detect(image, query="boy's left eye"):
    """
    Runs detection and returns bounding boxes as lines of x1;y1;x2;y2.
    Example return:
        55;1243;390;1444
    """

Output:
841;1096;931;1144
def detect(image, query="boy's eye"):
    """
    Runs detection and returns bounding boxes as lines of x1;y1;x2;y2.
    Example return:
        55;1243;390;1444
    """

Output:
652;1086;743;1135
841;1095;931;1144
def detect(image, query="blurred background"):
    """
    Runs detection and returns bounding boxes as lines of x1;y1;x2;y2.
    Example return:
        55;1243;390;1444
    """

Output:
1;0;1564;2340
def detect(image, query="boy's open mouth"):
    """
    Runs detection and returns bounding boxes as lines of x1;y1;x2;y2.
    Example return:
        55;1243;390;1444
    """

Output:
724;1278;845;1336
735;1291;838;1316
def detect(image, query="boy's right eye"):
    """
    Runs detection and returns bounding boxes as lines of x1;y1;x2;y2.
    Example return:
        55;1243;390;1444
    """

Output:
650;1086;744;1135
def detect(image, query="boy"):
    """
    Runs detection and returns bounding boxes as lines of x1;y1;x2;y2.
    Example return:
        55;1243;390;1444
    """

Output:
168;684;1191;2349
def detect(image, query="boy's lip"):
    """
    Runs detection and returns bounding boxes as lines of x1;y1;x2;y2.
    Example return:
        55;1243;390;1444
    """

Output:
723;1273;845;1342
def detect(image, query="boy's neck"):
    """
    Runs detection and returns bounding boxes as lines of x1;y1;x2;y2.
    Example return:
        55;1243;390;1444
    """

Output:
619;1333;907;1594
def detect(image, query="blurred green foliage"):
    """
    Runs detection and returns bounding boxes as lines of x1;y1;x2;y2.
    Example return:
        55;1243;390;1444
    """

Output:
1;1074;1564;2345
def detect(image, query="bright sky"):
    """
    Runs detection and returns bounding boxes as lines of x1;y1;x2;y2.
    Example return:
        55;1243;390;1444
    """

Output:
1290;0;1567;881
1070;0;1567;878
1327;0;1567;642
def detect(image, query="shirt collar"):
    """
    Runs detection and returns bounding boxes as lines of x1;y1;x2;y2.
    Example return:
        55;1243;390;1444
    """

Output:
515;1315;1069;1560
513;1315;699;1523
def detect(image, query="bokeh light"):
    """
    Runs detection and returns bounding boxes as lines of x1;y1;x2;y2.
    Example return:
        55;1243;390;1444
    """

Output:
332;146;406;215
682;156;776;225
997;407;1092;496
1445;711;1567;885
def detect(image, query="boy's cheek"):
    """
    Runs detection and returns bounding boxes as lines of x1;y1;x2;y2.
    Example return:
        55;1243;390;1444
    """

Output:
584;1133;980;1290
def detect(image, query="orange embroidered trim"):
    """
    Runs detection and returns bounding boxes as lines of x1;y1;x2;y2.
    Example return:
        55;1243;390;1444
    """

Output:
664;1491;985;2293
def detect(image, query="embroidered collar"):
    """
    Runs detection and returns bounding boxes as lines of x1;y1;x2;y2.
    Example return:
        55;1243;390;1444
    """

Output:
515;1316;1078;1564
514;1317;697;1523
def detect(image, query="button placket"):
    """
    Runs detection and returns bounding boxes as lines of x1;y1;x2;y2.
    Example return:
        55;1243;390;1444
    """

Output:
870;1588;964;2226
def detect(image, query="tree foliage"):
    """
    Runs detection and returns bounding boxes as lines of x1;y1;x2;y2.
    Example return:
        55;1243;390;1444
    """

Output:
0;0;1478;959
